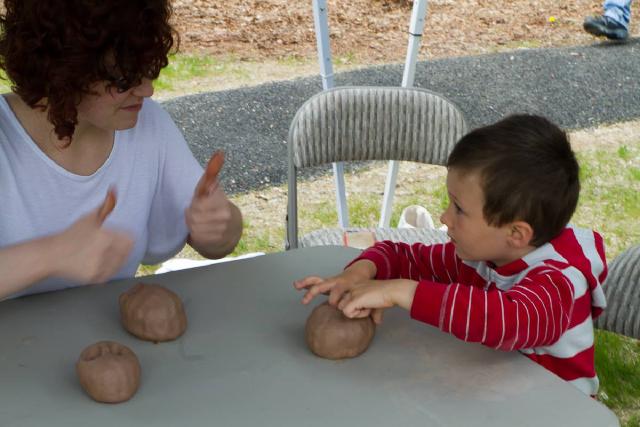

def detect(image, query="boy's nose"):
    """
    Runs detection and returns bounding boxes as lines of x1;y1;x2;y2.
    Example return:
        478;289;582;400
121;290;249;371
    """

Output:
440;208;451;228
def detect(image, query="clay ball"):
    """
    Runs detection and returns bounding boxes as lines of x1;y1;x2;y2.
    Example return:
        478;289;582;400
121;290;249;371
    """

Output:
76;341;141;403
305;301;376;360
119;283;187;342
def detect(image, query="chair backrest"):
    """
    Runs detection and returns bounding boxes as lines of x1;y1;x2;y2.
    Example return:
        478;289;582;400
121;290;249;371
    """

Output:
595;244;640;339
286;86;467;249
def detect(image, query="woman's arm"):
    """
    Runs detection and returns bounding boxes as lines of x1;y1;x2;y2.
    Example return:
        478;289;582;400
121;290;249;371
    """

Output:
0;191;133;300
0;236;57;299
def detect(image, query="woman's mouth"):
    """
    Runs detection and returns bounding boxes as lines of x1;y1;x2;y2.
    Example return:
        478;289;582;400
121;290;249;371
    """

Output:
122;103;142;112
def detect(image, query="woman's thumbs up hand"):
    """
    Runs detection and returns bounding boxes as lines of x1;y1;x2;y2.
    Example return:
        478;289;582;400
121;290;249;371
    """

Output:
50;188;134;284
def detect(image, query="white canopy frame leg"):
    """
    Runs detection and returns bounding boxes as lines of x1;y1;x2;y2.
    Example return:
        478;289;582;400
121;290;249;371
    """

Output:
379;0;429;228
312;0;349;228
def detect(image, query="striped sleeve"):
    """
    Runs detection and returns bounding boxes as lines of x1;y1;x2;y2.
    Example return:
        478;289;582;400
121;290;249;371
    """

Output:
410;267;576;351
349;241;460;283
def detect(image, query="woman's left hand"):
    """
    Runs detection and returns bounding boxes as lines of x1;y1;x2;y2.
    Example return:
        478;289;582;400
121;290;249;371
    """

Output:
186;151;242;258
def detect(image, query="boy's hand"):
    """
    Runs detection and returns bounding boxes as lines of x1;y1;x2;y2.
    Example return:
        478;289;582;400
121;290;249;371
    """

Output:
293;259;378;305
339;279;419;323
51;189;134;284
293;274;351;305
186;151;242;257
295;275;386;324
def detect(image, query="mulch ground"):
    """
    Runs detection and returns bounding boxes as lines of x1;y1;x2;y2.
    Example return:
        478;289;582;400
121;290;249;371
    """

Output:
171;0;638;62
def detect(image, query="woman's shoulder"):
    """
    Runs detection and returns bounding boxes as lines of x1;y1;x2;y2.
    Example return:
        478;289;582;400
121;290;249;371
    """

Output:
127;98;182;141
120;97;192;163
0;93;25;125
139;98;173;123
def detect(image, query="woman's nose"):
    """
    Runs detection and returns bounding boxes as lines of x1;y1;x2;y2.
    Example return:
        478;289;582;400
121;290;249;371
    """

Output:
132;78;154;98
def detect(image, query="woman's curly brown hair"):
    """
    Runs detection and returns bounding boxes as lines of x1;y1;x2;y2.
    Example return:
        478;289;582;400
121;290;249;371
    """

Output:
0;0;177;143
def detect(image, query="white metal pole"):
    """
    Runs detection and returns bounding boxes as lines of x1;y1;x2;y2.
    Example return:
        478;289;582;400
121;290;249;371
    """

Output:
312;0;349;228
379;0;428;228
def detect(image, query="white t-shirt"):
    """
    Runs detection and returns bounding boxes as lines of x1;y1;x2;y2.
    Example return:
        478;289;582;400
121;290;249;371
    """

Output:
0;97;203;298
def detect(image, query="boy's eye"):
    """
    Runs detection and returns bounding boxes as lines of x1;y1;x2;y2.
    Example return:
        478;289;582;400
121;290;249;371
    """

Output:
454;202;464;214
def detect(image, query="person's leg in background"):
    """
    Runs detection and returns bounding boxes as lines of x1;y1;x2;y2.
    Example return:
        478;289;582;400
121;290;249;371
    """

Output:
584;0;632;40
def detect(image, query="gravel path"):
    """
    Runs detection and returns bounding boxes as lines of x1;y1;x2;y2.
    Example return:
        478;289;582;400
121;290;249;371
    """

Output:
163;40;640;195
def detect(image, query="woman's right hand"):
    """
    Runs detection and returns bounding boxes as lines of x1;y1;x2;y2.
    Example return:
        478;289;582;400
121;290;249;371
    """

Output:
50;189;134;284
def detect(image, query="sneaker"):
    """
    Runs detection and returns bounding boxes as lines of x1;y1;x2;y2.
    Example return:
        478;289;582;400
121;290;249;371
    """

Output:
583;15;629;40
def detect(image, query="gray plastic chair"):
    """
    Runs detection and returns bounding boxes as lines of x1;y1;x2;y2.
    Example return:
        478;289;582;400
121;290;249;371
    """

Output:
285;86;468;250
595;245;640;339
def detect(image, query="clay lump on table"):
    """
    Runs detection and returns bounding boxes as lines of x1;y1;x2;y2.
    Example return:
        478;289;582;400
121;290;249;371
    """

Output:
76;340;141;403
119;282;187;342
305;301;376;360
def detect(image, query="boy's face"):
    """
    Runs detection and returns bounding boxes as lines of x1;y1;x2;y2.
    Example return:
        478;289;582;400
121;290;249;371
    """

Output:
440;167;517;267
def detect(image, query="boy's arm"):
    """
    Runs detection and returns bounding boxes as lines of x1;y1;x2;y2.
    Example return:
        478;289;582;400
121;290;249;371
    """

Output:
350;240;459;283
410;267;576;350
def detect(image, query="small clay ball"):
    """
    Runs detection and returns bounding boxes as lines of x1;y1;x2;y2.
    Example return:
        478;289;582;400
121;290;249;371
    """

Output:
119;283;187;342
76;341;141;403
305;301;376;360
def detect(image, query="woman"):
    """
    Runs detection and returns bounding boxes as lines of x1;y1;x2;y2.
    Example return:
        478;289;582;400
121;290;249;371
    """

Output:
0;0;242;299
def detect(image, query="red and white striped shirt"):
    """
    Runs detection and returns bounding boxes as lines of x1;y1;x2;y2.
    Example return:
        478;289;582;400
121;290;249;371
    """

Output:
353;226;607;396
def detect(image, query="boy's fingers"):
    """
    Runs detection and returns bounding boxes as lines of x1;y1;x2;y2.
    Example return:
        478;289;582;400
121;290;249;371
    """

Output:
336;291;352;310
372;308;384;325
293;276;323;290
195;150;224;198
97;188;117;224
328;285;349;306
342;301;360;318
301;282;334;304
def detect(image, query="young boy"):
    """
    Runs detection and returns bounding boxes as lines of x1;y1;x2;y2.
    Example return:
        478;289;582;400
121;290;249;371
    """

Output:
294;114;607;397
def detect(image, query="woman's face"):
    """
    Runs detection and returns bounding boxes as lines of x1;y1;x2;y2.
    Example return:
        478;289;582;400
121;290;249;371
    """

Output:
75;78;154;133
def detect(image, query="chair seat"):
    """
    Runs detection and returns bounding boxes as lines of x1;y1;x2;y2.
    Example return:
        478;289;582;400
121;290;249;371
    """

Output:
594;244;640;339
299;227;450;248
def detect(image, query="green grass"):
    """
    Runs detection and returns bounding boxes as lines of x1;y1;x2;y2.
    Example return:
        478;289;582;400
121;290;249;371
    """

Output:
232;226;281;255
0;54;237;95
155;54;216;90
276;54;309;67
277;51;357;67
573;144;640;258
0;69;10;93
595;330;640;411
155;54;251;91
618;145;631;160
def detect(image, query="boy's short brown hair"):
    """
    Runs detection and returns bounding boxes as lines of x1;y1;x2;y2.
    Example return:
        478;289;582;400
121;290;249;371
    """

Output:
446;114;580;246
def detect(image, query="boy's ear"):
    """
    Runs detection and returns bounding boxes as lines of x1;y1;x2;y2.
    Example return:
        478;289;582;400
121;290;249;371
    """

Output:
507;221;534;248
